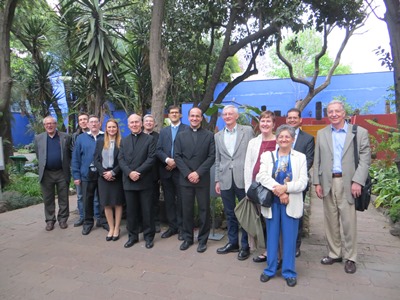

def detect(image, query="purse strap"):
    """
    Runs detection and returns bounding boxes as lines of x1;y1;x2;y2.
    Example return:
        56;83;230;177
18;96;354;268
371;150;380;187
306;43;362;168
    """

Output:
352;124;359;168
271;151;276;179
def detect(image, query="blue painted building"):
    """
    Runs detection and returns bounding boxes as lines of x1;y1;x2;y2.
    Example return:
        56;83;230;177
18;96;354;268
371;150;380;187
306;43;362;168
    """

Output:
182;71;393;128
11;71;394;146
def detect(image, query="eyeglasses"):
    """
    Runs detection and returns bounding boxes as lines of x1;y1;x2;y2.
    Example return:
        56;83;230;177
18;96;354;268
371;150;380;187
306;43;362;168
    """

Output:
44;122;56;126
169;111;180;115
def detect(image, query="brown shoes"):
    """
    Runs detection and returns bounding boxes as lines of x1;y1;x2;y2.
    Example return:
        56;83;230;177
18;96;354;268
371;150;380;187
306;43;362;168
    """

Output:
320;256;343;265
45;221;55;231
344;260;356;274
59;222;68;229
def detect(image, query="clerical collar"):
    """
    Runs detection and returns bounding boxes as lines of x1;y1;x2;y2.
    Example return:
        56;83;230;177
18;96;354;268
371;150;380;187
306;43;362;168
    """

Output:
131;131;142;136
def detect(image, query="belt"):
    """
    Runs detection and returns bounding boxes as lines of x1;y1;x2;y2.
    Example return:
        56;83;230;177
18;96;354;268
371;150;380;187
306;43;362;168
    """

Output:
46;168;62;172
332;173;342;178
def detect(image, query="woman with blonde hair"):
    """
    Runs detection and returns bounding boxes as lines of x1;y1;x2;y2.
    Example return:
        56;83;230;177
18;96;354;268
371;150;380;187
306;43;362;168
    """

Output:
94;119;125;241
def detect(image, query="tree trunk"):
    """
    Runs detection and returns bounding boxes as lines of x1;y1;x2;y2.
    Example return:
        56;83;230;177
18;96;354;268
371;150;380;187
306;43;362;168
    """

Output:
149;0;170;133
383;0;400;130
0;0;18;159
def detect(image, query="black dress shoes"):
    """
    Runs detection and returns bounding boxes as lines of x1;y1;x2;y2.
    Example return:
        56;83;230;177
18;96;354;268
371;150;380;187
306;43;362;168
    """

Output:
178;232;184;241
216;243;239;254
286;277;297;287
124;238;138;248
145;240;154;249
197;243;207;253
344;260;356;274
237;248;250;261
253;254;267;263
260;273;271;283
295;249;301;257
320;256;343;265
106;235;113;241
161;228;177;239
82;225;93;235
112;230;120;241
74;219;84;227
180;240;193;251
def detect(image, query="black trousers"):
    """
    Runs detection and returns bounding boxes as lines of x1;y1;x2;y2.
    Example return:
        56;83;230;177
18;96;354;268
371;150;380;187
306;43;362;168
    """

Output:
161;171;183;232
180;185;210;244
82;180;106;226
124;188;155;242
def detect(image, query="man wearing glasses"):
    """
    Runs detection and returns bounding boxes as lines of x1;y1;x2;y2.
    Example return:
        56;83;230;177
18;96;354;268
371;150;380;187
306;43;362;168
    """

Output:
156;105;189;240
35;116;71;231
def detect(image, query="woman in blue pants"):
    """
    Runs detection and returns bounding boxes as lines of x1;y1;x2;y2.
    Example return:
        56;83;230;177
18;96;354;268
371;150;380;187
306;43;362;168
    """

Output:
256;125;308;287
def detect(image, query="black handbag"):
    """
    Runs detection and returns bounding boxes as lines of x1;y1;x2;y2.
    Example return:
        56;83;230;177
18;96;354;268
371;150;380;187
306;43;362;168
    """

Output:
246;152;275;208
352;125;372;211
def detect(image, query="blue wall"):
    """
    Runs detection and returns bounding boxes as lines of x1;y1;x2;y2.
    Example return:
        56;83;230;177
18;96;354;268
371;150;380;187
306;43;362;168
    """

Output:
11;71;394;146
182;71;393;126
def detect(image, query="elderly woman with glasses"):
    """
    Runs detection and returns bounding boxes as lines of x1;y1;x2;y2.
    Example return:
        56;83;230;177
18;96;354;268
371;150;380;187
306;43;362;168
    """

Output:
256;124;308;287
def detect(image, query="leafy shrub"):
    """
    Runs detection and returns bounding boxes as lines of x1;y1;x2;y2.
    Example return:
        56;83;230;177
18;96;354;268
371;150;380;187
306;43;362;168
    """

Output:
1;191;42;211
4;173;42;199
371;163;400;223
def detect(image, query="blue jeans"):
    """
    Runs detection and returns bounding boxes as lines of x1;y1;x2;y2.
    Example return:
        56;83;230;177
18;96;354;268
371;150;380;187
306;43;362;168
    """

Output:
221;183;248;249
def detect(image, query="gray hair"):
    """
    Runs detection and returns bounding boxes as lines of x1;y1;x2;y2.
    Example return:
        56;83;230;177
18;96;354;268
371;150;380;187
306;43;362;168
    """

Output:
143;114;155;122
222;105;238;115
275;124;295;139
327;99;345;112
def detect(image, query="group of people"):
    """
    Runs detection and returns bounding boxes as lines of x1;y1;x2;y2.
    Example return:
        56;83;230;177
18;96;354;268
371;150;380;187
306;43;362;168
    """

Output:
35;99;371;288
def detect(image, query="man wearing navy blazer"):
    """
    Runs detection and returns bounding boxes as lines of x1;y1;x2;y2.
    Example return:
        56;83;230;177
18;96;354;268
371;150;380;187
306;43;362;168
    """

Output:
119;114;156;249
156;105;189;240
174;107;215;253
35;116;71;231
313;100;371;274
214;105;254;260
286;108;315;257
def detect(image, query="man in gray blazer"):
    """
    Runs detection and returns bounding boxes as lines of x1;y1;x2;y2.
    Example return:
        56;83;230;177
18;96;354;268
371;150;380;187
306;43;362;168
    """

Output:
215;105;254;260
313;100;371;274
35;116;71;231
286;108;315;257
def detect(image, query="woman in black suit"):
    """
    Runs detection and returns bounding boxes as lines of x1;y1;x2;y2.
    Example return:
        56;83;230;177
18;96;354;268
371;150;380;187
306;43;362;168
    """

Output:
94;119;124;241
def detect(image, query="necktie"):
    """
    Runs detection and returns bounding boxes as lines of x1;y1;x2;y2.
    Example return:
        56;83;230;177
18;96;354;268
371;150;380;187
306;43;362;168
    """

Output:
171;126;178;156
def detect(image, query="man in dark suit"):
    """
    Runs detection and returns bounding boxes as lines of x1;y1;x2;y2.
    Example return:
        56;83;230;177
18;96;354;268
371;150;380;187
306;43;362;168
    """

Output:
119;114;156;249
286;108;315;257
174;107;215;253
156;105;189;240
35;116;71;231
143;114;161;233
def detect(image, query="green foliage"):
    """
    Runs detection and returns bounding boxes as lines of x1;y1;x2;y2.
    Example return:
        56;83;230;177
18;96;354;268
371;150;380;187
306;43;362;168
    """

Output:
326;95;377;115
4;173;42;199
268;29;352;78
370;163;400;223
1;191;42;212
366;119;400;165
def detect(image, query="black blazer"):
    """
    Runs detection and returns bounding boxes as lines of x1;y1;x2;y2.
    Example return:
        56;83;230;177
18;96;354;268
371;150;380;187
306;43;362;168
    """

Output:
93;139;121;179
174;127;215;187
293;129;315;171
156;123;189;179
118;132;155;190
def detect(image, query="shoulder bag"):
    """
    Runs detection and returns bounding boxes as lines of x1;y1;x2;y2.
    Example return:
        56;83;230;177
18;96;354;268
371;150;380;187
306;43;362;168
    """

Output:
352;125;373;212
246;151;275;208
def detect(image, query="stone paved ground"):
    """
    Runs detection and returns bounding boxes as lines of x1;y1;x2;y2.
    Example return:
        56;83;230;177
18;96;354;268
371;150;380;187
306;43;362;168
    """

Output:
0;190;399;300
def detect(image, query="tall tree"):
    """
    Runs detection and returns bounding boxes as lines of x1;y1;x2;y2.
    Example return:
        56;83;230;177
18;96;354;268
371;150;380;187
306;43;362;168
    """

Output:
276;0;366;112
0;0;19;172
149;0;170;132
381;0;400;129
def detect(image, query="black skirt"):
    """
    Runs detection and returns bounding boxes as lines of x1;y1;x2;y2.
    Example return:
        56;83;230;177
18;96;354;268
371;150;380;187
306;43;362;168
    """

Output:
97;175;125;207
